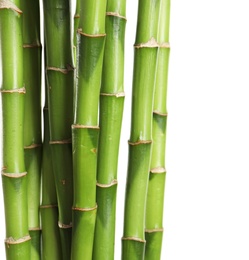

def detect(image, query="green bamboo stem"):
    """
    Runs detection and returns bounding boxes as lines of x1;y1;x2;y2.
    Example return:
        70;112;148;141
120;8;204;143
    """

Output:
0;1;30;259
73;0;80;65
43;1;74;259
145;1;170;258
122;0;161;259
93;1;126;259
40;79;62;260
22;0;42;258
71;1;107;259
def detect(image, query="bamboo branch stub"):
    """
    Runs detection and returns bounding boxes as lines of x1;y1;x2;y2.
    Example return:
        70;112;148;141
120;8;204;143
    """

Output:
5;235;31;245
0;0;22;14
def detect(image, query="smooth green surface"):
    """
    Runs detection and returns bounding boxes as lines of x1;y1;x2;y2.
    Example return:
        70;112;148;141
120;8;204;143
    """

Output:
122;240;145;260
130;48;158;142
123;0;160;258
74;35;105;125
145;0;170;258
72;127;99;208
93;186;117;259
41;99;62;259
0;3;30;259
145;232;163;260
72;1;107;258
71;209;97;260
43;1;74;258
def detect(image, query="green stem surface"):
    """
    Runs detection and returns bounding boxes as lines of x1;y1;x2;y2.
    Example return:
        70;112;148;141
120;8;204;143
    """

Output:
71;1;107;259
43;1;74;258
145;0;170;259
93;1;126;259
122;0;161;259
40;85;62;260
0;1;30;259
22;0;42;258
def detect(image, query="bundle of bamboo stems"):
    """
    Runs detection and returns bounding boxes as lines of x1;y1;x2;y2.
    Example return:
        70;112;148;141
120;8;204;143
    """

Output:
0;0;170;259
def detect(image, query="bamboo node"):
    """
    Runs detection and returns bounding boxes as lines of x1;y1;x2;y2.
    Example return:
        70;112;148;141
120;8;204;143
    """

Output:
100;92;125;98
5;235;31;245
160;42;170;48
24;143;42;149
77;29;106;38
150;167;166;174
145;228;164;233
0;87;26;94
29;227;41;231
128;140;152;146
49;139;72;145
96;179;118;188
1;171;27;178
134;37;159;48
74;14;80;18
58;222;72;229
122;236;146;243
0;0;22;14
72;204;97;212
106;12;127;20
72;124;99;130
40;204;58;209
153;110;168;117
23;43;42;48
46;64;74;74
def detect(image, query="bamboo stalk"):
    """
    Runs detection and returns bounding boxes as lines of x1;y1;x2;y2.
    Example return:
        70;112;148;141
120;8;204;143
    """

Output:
22;0;42;258
0;0;31;259
43;1;74;259
71;1;107;258
145;1;170;258
40;80;62;260
93;0;126;259
122;0;161;258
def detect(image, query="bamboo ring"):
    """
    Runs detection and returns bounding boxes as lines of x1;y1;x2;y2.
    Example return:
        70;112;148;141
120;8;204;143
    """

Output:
72;204;97;212
150;167;166;174
96;179;118;188
0;0;22;14
40;204;58;209
122;236;146;243
58;222;72;229
145;228;164;233
0;87;26;94
49;139;72;144
134;37;159;48
128;140;152;146
5;235;31;245
100;92;125;98
106;12;127;20
1;171;27;178
24;143;42;149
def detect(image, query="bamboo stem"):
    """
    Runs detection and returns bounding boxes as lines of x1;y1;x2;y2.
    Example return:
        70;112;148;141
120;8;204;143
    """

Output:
93;1;126;258
0;0;30;258
71;1;107;258
22;0;42;258
122;0;161;258
43;1;74;258
40;80;62;260
145;0;170;258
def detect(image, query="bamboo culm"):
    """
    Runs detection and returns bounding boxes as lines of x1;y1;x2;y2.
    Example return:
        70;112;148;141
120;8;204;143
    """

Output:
71;0;107;259
43;0;74;258
145;0;170;258
93;0;126;259
22;0;42;258
40;77;62;260
122;0;161;259
0;0;30;259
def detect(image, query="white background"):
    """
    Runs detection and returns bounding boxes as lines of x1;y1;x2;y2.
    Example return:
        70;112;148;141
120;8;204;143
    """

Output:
1;0;249;259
